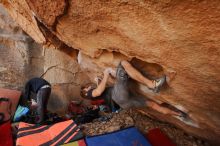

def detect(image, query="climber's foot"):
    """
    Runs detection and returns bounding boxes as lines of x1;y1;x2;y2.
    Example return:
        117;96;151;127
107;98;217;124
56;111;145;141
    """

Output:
150;75;166;93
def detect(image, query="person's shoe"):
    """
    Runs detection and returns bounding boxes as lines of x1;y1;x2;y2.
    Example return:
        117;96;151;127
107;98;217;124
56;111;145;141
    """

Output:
179;111;188;119
151;75;166;93
174;113;199;128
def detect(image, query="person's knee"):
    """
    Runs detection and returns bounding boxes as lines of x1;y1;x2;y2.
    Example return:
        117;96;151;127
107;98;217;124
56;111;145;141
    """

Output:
148;101;162;110
147;101;156;108
121;60;130;69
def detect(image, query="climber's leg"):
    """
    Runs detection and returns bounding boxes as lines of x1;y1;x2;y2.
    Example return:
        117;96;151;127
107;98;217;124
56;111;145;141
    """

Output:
146;101;181;116
121;60;154;88
121;60;166;92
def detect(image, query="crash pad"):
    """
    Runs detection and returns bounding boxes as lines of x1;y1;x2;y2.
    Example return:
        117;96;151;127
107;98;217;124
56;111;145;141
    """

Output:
0;88;21;121
85;127;151;146
16;120;83;146
0;121;13;146
61;139;86;146
146;128;176;146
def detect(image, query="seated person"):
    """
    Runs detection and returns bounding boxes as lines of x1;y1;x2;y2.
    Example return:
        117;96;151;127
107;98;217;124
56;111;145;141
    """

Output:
81;60;183;117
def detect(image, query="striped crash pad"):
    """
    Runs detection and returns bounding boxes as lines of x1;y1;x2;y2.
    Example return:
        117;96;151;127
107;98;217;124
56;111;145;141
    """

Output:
85;127;151;146
16;120;83;146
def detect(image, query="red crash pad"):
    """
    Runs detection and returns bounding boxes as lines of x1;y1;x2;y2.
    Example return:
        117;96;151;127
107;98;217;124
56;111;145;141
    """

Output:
146;128;176;146
0;121;13;146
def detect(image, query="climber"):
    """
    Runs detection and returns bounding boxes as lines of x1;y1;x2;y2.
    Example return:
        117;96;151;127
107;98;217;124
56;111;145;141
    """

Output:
18;77;51;124
80;60;182;117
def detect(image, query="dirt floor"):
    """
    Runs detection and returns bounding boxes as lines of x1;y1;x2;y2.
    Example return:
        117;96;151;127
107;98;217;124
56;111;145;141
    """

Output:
82;109;210;146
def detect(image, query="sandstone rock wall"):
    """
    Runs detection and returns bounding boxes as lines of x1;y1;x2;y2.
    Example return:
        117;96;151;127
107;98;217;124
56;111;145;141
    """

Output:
43;47;90;114
1;0;220;144
0;4;44;89
0;4;90;114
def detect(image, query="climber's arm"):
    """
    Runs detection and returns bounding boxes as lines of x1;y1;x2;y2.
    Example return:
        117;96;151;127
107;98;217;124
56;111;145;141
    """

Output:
92;69;111;97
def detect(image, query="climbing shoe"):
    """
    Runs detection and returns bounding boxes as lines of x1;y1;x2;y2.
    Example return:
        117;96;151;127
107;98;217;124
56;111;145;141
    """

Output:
151;75;166;93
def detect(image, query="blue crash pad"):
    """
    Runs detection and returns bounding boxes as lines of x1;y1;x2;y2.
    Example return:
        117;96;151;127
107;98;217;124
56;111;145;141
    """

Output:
86;127;151;146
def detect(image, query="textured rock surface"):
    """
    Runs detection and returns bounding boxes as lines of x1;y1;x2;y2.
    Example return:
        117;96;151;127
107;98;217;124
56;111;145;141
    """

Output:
0;4;90;114
1;0;220;144
43;47;90;114
26;0;67;29
0;4;43;89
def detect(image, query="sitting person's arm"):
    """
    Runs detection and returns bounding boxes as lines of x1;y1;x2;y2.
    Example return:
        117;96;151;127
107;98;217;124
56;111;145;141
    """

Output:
91;68;111;97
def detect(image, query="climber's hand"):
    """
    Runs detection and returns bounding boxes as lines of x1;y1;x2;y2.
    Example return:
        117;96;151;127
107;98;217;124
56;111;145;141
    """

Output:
94;76;102;85
104;68;113;76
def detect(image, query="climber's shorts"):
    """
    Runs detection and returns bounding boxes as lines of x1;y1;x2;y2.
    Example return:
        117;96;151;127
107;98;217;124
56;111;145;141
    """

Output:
112;62;147;109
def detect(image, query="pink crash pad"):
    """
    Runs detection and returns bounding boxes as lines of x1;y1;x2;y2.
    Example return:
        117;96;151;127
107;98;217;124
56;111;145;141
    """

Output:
0;88;21;119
